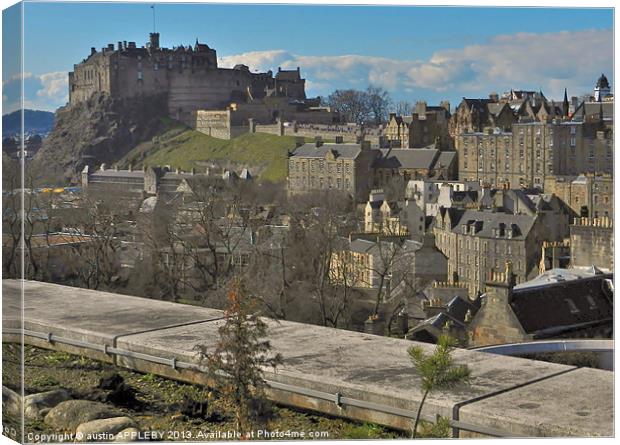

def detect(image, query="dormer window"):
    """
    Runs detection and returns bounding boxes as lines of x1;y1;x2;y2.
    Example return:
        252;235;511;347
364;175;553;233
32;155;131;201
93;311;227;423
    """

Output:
498;223;506;237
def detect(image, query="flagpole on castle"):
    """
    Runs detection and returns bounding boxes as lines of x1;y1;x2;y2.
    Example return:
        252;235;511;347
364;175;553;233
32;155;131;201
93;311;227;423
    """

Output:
151;4;156;33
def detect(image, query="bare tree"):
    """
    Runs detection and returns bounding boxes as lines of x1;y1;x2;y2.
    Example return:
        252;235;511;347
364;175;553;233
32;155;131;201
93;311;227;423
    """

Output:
326;87;392;126
392;100;415;117
285;191;357;327
366;85;392;125
326;89;371;125
63;191;122;290
140;202;187;301
2;158;22;278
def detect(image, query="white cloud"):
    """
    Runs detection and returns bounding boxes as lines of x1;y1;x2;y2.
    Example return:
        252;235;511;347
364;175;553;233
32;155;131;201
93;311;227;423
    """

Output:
219;50;292;72
36;71;68;103
2;72;33;87
2;71;68;113
218;28;612;100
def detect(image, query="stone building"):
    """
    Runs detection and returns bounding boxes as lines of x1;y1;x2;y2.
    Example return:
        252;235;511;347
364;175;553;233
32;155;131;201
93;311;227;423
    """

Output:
81;164;249;197
384;114;413;148
456;118;613;190
372;147;457;188
384;101;451;148
287;140;378;202
405;179;481;217
432;207;551;297
329;237;401;289
544;173;613;219
330;234;446;294
449;97;516;137
570;217;613;271
363;189;426;239
467;265;613;347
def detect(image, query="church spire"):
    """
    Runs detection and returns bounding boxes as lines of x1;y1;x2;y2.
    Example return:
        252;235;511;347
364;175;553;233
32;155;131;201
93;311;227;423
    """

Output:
562;88;569;118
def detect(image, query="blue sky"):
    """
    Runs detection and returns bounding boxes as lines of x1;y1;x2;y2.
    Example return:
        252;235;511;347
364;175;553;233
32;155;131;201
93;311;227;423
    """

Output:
2;1;614;113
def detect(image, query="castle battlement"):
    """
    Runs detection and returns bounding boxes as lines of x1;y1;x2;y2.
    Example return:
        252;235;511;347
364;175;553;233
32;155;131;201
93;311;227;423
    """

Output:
432;281;468;289
571;217;613;228
69;33;308;118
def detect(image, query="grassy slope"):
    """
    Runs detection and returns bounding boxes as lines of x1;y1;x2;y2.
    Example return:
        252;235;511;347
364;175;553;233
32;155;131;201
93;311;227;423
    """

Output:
119;120;304;182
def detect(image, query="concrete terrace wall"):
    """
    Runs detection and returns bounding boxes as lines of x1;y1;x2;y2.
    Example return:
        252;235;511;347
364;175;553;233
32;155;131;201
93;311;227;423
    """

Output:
2;280;613;438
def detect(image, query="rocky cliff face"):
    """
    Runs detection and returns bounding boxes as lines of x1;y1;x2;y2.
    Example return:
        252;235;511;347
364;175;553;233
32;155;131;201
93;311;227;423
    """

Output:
32;93;168;185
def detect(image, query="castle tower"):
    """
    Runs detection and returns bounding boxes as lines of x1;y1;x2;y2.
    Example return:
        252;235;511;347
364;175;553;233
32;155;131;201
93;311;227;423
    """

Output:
594;73;610;102
149;32;160;50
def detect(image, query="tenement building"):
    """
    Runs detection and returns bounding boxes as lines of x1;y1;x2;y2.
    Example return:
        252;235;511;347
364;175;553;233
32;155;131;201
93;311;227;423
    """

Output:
287;140;378;202
363;189;426;239
456;117;613;190
544;173;613;219
432;205;560;297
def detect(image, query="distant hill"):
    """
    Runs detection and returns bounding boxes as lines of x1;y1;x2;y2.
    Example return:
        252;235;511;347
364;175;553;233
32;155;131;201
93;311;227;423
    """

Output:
2;109;55;137
119;122;307;182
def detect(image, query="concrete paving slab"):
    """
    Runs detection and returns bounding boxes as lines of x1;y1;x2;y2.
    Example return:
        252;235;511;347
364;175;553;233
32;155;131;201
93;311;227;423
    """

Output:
116;317;576;422
3;280;224;344
459;367;614;437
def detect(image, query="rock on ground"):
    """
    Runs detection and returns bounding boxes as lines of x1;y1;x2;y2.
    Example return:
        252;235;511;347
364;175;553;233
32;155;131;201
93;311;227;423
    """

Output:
76;417;137;442
24;389;71;420
44;400;124;431
2;386;22;417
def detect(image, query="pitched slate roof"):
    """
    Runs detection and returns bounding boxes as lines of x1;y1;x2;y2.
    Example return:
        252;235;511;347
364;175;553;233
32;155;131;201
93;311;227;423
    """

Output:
373;148;440;170
509;272;613;338
90;169;145;178
449;209;537;240
291;143;364;159
572;101;613;121
435;151;456;168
